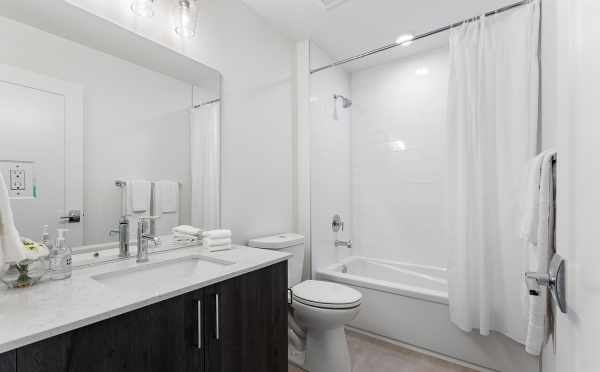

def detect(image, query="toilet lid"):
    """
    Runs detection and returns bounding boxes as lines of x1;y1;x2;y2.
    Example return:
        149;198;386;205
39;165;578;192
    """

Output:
292;280;362;309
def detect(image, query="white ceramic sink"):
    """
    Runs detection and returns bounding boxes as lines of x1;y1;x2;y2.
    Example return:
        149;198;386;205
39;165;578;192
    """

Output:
92;255;234;293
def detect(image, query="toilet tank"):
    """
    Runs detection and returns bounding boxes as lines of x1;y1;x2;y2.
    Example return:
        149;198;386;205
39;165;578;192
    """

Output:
248;233;305;287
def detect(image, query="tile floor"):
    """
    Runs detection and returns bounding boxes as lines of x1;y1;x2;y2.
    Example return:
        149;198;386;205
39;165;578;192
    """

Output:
289;330;476;372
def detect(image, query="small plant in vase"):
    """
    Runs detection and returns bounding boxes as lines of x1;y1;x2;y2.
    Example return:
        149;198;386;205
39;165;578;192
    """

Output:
1;238;50;289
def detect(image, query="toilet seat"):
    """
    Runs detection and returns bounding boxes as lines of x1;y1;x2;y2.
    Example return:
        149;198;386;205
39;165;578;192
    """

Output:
292;280;362;310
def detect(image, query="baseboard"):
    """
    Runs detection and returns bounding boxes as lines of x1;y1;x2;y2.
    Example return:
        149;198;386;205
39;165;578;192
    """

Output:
345;326;498;372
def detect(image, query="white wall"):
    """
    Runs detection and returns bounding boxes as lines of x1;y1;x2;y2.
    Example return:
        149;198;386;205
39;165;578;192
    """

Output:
61;0;297;244
0;16;193;245
309;43;353;274
349;47;449;267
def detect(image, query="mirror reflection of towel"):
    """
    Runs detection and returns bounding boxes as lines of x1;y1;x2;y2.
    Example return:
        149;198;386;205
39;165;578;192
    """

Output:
152;181;180;235
0;173;27;267
126;180;151;214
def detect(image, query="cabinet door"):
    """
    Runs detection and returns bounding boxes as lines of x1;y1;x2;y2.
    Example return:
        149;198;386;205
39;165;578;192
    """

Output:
204;262;288;372
0;350;16;372
17;289;204;372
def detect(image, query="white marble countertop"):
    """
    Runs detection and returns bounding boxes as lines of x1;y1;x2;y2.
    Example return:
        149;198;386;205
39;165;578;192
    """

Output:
0;245;290;354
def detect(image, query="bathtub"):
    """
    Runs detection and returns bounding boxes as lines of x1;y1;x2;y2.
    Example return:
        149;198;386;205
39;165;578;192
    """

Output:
317;256;537;372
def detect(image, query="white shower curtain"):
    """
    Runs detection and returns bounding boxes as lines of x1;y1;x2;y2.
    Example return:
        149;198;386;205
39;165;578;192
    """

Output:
445;0;539;344
190;92;221;230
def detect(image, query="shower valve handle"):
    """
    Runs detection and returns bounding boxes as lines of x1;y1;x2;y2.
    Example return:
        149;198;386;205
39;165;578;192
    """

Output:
332;214;344;232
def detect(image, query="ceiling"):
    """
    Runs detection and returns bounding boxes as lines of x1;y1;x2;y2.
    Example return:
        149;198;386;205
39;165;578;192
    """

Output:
243;0;518;71
0;0;221;89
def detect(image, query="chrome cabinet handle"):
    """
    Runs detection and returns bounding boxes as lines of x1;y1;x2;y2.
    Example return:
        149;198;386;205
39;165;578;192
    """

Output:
215;293;220;340
197;300;202;349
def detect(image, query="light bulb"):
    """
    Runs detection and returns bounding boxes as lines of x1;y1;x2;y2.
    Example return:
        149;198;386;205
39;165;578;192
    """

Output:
395;33;415;47
175;0;199;38
415;67;429;76
131;0;157;17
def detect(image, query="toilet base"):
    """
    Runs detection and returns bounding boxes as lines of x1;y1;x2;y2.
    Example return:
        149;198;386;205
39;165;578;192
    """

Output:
304;327;352;372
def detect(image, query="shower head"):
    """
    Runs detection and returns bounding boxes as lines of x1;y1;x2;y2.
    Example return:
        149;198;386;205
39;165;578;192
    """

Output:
333;94;352;108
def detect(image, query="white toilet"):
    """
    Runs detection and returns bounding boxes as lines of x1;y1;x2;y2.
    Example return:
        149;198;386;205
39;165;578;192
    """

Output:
249;233;361;372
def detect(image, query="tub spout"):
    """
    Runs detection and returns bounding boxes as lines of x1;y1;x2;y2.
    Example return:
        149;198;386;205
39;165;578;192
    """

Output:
335;239;352;249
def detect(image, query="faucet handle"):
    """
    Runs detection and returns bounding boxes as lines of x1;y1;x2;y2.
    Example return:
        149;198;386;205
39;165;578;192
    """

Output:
138;215;160;222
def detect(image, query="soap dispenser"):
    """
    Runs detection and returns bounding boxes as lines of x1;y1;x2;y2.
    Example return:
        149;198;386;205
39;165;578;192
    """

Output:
49;228;72;280
41;225;53;251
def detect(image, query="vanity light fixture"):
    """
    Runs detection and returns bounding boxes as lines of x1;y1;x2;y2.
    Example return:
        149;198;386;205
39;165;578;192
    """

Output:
395;33;415;47
175;0;199;38
130;0;157;17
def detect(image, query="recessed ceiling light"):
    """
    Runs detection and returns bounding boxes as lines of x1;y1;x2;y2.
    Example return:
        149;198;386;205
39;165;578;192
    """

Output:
390;140;407;152
131;0;157;17
396;33;415;47
415;67;429;76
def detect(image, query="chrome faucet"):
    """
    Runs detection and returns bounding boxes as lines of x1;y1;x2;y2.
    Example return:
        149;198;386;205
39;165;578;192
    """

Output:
136;217;161;263
335;240;352;249
109;216;130;258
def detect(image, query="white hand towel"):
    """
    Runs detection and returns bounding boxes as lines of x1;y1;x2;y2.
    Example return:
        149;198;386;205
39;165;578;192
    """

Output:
520;152;545;244
0;173;27;267
207;244;232;252
152;181;180;235
203;238;232;252
154;180;179;213
203;237;231;247
524;150;556;356
173;233;200;243
173;225;203;237
202;229;231;239
127;180;151;214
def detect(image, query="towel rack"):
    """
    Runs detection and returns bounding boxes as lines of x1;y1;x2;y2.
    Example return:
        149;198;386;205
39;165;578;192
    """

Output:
115;180;183;187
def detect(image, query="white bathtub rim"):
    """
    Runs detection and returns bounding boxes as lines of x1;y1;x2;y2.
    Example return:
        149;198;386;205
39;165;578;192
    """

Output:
317;258;449;305
337;255;448;274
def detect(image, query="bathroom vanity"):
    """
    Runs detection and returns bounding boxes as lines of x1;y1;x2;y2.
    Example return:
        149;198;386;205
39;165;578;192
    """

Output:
0;246;290;372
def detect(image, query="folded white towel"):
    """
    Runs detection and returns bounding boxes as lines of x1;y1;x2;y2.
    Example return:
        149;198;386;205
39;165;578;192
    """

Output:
203;237;231;247
173;225;203;237
173;233;200;243
202;229;231;239
154;180;179;214
520;152;545;244
207;244;232;252
524;150;556;356
128;180;151;214
0;173;27;266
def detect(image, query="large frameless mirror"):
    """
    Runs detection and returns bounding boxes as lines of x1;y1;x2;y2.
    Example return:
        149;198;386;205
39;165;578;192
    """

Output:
0;1;222;250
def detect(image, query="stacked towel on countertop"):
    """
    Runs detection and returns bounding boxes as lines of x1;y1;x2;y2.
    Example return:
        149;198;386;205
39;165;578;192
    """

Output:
203;229;232;252
172;225;203;243
520;149;557;356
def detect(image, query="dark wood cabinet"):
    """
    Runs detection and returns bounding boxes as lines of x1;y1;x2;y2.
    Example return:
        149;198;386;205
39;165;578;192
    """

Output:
204;261;288;372
16;288;204;372
1;262;287;372
0;350;15;372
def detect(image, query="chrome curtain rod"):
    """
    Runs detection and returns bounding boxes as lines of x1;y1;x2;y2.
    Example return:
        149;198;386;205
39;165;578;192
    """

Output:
310;0;532;74
193;98;221;109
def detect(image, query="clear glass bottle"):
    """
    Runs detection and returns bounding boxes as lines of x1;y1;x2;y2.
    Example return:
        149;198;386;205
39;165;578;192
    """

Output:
49;228;72;280
41;225;53;251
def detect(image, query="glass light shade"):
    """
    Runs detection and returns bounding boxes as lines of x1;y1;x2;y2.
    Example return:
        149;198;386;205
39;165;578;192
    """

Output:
395;33;415;47
175;0;199;38
131;0;157;17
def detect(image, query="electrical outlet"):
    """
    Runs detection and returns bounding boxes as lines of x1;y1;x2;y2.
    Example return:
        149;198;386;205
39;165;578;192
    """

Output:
0;161;35;199
10;168;26;191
